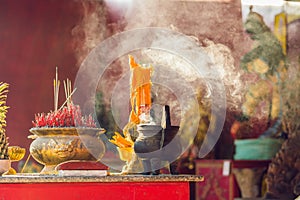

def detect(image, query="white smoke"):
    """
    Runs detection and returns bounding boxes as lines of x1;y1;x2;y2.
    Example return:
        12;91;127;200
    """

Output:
71;1;109;66
72;0;247;112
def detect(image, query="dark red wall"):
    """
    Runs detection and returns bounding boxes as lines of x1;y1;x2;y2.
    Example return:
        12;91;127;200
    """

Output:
0;0;82;150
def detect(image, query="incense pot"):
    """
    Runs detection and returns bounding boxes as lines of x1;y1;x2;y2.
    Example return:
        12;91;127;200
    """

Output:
134;124;163;175
29;127;105;174
134;106;181;175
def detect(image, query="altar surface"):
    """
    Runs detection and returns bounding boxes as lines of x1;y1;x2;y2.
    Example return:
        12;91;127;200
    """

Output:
0;174;203;200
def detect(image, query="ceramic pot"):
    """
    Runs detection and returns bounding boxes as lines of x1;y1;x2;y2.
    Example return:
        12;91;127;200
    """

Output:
0;159;11;175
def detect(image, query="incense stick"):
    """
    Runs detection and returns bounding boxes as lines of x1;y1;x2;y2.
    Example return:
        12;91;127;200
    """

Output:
53;68;77;111
20;154;31;173
67;79;70;104
58;88;77;111
53;79;56;110
63;80;68;103
68;79;72;104
53;67;60;111
63;79;73;106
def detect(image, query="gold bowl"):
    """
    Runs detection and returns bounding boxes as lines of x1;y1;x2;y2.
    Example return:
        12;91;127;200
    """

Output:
2;146;26;175
29;127;106;174
8;146;26;161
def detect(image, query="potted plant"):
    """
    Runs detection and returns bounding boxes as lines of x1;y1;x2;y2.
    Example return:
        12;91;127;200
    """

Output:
0;82;11;175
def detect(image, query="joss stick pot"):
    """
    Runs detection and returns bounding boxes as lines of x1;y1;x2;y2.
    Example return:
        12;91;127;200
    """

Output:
134;124;181;175
29;127;106;174
134;124;163;175
133;104;182;174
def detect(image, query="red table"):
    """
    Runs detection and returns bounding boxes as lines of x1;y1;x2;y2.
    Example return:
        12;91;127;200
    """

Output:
0;175;203;200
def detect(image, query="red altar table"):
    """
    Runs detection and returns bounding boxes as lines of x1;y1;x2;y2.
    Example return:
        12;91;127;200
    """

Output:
0;175;203;200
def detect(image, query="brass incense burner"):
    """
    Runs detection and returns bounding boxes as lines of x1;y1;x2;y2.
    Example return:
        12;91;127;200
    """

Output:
29;127;106;174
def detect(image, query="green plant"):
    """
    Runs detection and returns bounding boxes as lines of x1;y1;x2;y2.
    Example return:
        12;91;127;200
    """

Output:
0;82;9;159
